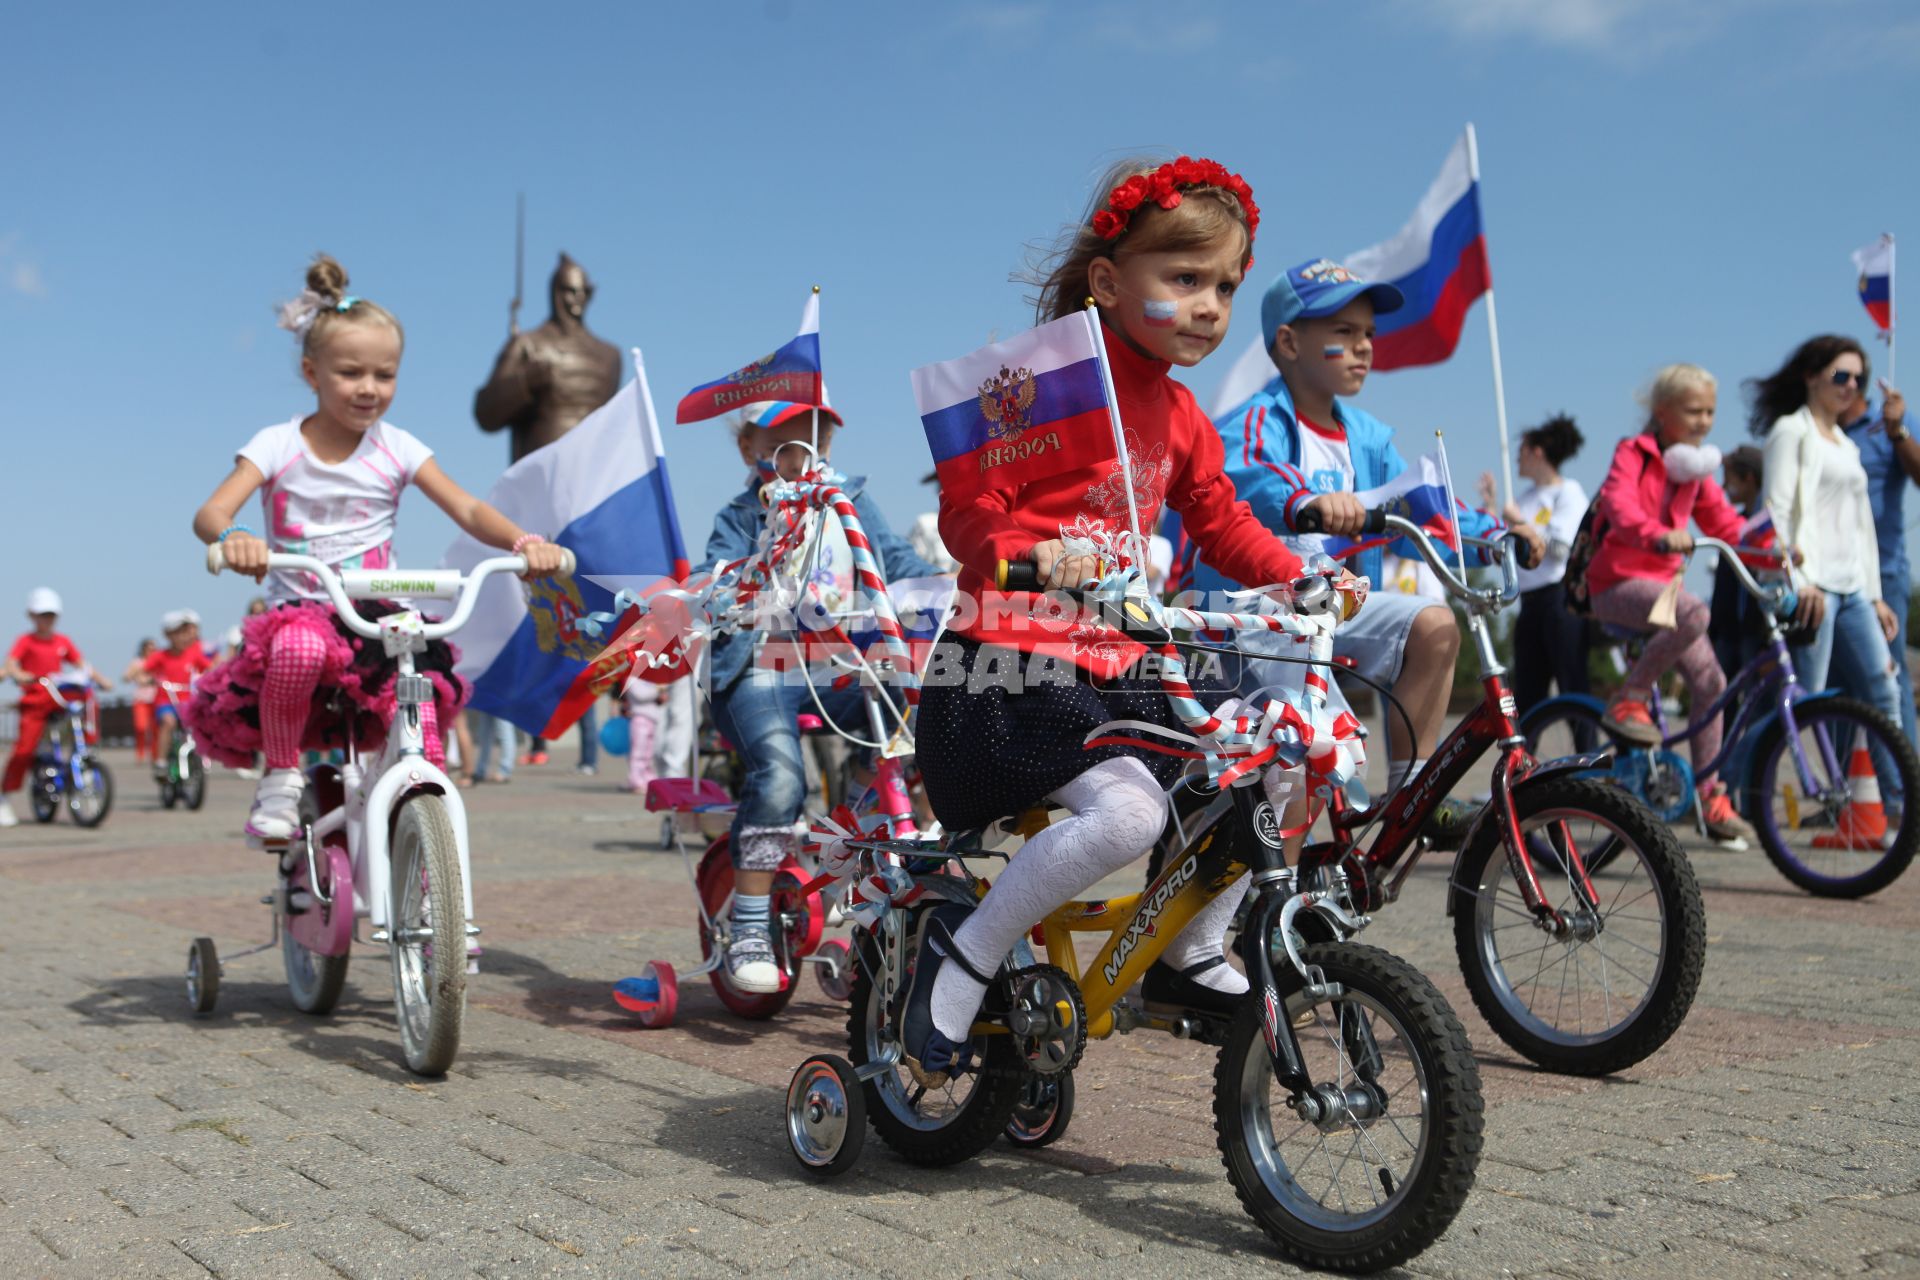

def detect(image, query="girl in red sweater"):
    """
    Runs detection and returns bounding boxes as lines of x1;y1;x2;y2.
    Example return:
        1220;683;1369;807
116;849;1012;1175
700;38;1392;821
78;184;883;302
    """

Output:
1588;363;1755;844
907;158;1308;1085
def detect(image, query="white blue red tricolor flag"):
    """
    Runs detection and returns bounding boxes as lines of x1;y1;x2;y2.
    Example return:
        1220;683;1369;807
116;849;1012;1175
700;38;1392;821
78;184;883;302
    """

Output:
443;349;689;737
912;312;1118;501
1344;129;1491;372
1320;452;1462;561
1853;234;1894;334
675;290;824;423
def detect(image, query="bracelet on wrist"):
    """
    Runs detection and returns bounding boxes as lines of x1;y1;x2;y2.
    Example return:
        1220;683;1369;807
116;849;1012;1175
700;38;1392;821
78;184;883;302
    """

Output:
218;524;256;542
510;533;547;556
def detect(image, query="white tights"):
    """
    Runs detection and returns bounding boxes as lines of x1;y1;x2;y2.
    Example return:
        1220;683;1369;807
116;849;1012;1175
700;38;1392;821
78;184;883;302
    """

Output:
928;757;1290;1041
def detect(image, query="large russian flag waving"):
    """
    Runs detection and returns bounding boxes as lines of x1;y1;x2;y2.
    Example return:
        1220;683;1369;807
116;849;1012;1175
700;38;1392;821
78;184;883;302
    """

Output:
442;349;689;738
1344;130;1490;372
1853;234;1894;333
913;312;1117;501
675;289;823;423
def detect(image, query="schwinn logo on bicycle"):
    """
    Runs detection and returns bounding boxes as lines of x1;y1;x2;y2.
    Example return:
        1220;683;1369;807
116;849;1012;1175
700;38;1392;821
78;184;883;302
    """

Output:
1499;693;1517;719
1101;853;1198;987
1253;801;1284;849
368;577;437;596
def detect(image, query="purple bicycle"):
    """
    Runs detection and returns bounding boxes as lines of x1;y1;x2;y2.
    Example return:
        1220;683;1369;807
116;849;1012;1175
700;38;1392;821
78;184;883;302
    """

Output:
1525;535;1919;898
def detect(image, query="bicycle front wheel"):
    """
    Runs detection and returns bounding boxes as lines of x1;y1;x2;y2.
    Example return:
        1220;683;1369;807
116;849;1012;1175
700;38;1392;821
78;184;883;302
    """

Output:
1452;777;1704;1075
1747;695;1920;898
1214;942;1482;1273
69;757;112;828
182;747;206;811
388;795;466;1075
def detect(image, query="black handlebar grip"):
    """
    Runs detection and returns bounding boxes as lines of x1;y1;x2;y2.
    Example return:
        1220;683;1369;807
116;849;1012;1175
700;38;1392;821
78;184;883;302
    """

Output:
1510;531;1543;570
996;558;1041;590
1293;505;1387;536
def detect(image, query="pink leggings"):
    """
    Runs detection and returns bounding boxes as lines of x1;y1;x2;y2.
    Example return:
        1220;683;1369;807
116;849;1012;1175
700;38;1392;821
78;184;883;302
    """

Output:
1590;577;1725;790
261;617;442;770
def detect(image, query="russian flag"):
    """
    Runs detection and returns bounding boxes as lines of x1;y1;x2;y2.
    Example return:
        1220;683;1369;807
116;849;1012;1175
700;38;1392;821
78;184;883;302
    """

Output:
442;349;689;738
1344;129;1491;372
1321;452;1460;562
1853;234;1894;333
913;312;1118;501
675;290;823;423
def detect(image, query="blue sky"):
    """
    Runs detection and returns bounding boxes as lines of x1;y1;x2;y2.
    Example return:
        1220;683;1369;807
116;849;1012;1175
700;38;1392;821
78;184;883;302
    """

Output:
4;0;1916;674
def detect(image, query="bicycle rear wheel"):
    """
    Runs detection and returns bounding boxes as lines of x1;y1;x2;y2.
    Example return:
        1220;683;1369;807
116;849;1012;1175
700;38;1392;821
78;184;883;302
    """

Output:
1451;777;1704;1075
1214;942;1482;1273
388;795;466;1075
1747;696;1920;898
182;747;206;811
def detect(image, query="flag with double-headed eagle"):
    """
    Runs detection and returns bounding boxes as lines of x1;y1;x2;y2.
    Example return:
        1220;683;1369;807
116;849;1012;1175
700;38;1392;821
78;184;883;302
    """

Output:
676;289;824;423
913;312;1118;501
442;348;688;738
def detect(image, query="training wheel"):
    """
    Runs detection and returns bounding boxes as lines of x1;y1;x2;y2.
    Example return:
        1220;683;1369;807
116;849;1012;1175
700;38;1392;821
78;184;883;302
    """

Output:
814;936;855;1002
1005;1071;1075;1148
612;961;679;1028
785;1054;865;1176
186;937;220;1016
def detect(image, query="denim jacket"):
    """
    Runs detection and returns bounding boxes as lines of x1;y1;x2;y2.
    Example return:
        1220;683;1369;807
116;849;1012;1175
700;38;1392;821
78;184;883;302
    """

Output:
702;474;940;693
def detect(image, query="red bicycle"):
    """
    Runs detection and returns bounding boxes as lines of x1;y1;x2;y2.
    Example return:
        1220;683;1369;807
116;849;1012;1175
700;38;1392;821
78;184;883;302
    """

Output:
1273;508;1705;1075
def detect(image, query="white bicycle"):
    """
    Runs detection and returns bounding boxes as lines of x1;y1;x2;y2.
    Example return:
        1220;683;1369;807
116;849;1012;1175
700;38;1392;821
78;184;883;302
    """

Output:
187;544;573;1075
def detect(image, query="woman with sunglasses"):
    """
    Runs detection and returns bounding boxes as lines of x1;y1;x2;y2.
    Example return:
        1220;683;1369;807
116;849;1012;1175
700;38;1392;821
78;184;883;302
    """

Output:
1750;335;1904;722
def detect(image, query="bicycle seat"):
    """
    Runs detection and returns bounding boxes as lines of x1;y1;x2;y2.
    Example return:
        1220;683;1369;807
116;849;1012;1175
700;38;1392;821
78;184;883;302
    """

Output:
796;714;826;733
1599;623;1648;649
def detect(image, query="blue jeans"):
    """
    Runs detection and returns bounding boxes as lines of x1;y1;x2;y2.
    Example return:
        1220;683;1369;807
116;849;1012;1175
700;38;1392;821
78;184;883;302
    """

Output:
1878;570;1917;751
711;670;867;867
468;710;517;779
1794;587;1906;807
577;703;599;769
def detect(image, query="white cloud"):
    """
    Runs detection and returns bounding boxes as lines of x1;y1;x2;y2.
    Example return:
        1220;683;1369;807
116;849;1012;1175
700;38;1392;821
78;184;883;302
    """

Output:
11;262;45;298
1408;0;1792;56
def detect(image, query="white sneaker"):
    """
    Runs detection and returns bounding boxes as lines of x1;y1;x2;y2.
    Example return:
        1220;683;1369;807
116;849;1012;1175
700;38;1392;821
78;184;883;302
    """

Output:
0;796;17;828
724;922;782;994
245;770;305;844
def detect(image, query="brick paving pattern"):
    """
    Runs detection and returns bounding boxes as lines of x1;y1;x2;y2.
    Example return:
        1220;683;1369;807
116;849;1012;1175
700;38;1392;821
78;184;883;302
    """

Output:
1;745;1917;1278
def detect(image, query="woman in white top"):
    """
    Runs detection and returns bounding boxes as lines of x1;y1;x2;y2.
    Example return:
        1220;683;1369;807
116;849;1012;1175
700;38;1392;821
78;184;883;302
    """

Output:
1480;414;1591;720
1751;335;1904;742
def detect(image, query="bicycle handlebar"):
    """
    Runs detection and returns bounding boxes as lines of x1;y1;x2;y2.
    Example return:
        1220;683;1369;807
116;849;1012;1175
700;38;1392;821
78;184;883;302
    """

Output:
205;542;577;642
1685;535;1790;610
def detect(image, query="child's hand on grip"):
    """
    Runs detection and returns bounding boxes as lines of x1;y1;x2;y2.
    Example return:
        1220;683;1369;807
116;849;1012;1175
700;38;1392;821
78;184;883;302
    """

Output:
222;532;271;582
520;541;568;578
1030;539;1102;589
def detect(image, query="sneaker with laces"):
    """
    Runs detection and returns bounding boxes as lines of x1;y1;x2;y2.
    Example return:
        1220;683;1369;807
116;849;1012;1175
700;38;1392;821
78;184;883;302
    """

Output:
245;769;305;844
724;922;781;994
1701;790;1756;846
1601;696;1662;746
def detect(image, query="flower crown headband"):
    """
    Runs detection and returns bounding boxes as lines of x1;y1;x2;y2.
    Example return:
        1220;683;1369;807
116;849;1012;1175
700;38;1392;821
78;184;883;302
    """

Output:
1090;156;1260;251
275;290;363;339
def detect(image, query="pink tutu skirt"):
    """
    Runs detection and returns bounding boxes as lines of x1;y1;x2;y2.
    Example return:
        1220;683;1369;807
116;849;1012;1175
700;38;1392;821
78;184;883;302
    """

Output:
184;600;466;769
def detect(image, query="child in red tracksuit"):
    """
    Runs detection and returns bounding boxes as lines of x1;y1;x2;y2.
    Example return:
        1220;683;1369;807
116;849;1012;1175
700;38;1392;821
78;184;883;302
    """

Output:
2;588;107;828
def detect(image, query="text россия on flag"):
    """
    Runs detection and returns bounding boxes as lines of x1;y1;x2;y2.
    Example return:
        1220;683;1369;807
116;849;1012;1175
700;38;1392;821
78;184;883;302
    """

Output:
913;312;1118;502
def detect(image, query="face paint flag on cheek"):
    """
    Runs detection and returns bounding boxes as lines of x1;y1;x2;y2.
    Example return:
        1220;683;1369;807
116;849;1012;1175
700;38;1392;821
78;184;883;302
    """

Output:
1142;299;1179;329
1322;345;1346;359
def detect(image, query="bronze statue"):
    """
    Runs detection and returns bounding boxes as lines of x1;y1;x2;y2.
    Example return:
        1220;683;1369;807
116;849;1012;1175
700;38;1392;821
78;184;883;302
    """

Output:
474;253;622;463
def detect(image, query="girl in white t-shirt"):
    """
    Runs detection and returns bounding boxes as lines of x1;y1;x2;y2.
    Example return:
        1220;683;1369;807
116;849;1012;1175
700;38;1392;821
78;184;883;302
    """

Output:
185;255;565;842
1479;414;1591;720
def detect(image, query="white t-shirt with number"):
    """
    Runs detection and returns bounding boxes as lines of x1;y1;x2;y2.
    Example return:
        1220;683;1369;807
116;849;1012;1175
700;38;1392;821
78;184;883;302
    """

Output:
1289;414;1357;563
238;418;436;602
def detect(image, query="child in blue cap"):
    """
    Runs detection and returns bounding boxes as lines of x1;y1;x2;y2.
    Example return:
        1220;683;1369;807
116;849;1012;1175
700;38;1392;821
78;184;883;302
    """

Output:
1196;259;1539;831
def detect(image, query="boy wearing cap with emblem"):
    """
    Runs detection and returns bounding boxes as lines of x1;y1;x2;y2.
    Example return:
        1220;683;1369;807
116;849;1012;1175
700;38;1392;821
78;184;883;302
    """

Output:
1;588;110;828
145;609;215;775
699;401;940;993
1196;259;1539;836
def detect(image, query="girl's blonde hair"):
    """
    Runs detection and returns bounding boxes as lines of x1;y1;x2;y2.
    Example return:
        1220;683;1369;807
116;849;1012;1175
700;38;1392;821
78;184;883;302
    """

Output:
281;254;404;360
1640;362;1717;432
1030;157;1255;326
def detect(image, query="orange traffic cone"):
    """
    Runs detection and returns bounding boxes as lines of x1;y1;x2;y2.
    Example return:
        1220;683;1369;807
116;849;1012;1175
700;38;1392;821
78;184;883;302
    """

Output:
1813;745;1888;849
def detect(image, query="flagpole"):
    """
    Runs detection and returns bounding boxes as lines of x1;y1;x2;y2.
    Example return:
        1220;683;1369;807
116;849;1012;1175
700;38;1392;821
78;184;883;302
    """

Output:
1890;234;1897;389
1084;302;1146;567
810;285;823;463
1465;124;1516;515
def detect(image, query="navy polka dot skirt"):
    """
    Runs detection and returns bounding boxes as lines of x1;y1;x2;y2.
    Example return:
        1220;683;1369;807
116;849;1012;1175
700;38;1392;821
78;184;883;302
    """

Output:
914;636;1237;833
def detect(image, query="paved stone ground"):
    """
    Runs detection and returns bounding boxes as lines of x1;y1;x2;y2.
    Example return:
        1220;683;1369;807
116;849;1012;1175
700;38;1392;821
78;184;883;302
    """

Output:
2;744;1918;1279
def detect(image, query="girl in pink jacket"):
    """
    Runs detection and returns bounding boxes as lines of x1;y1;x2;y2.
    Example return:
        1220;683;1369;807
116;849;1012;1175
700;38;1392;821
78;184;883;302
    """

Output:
1587;363;1755;845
